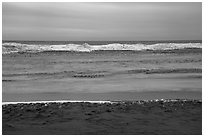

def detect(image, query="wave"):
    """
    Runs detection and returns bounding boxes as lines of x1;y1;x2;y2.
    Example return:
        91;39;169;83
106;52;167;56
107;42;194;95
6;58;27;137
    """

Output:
2;42;202;54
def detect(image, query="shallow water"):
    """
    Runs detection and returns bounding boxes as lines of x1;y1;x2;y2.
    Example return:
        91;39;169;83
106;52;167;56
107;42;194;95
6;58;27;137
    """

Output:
2;41;202;102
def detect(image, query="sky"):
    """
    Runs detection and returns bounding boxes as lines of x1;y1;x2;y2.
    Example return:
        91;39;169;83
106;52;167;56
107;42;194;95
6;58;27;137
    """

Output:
2;2;202;41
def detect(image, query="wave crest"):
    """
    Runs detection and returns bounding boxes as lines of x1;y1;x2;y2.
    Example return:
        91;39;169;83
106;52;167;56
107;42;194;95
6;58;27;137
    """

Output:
2;42;202;54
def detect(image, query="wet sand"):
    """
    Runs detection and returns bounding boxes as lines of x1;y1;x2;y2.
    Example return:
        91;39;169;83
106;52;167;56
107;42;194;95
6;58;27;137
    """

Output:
2;99;202;135
2;91;202;102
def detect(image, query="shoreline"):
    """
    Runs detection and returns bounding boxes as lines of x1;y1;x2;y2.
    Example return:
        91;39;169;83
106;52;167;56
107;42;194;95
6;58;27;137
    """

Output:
2;98;202;105
2;100;115;105
3;90;202;103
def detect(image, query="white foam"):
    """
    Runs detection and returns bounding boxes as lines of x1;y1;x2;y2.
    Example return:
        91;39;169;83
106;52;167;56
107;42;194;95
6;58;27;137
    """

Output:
2;100;116;105
2;99;200;105
2;42;202;54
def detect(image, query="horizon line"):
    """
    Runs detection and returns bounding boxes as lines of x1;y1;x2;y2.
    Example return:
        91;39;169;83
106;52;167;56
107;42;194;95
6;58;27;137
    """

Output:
2;39;202;42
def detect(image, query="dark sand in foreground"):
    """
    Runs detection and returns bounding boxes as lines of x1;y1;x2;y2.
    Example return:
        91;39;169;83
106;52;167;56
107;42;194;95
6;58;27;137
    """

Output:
2;99;202;135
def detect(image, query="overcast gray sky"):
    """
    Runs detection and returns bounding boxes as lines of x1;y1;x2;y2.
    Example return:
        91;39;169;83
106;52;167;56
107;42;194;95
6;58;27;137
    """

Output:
2;2;202;41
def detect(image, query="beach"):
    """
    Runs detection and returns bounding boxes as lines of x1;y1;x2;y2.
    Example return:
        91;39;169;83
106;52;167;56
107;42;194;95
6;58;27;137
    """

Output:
2;2;202;135
2;99;202;135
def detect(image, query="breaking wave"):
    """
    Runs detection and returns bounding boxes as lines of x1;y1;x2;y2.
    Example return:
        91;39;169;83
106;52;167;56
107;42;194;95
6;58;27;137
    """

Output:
2;42;202;54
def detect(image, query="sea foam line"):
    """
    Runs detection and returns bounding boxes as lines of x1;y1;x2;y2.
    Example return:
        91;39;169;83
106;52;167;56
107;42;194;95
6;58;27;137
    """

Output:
2;99;201;105
2;42;202;54
2;100;116;105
